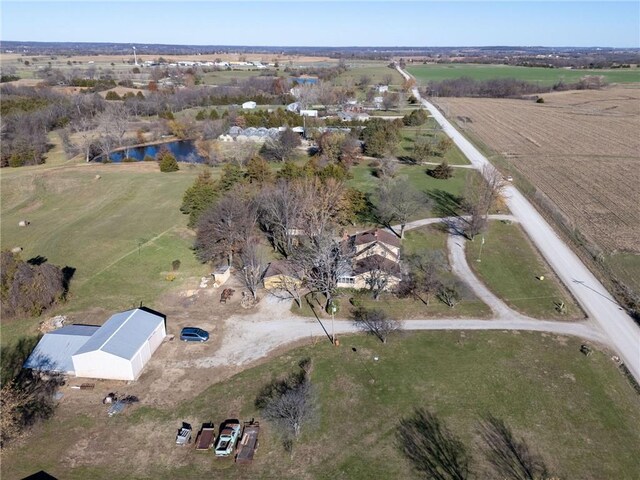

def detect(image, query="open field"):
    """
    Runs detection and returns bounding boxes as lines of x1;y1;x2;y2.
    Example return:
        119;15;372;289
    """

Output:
408;63;640;85
3;331;639;479
466;221;583;320
434;85;640;255
0;162;211;344
336;62;404;86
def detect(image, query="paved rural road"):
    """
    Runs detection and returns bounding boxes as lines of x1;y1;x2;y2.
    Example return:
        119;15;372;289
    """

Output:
397;66;640;382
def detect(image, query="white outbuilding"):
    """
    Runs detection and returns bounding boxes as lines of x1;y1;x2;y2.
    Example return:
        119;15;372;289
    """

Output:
242;101;257;110
24;325;99;375
71;308;166;381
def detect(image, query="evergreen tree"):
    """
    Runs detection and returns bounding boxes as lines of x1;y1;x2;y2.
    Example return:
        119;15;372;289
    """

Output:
181;169;218;227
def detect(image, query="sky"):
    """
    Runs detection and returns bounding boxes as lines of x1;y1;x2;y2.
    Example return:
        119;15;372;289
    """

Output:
1;1;639;48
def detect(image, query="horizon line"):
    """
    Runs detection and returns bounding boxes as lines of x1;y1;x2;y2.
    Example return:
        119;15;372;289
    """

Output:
2;40;639;50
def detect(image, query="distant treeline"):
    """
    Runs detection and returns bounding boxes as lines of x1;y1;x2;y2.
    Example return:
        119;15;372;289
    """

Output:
423;76;607;98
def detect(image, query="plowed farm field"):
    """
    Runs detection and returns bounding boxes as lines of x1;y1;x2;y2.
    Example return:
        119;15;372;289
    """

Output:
435;85;640;255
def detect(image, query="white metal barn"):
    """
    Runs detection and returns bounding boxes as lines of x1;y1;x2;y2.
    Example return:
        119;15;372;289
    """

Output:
24;325;99;375
71;308;166;381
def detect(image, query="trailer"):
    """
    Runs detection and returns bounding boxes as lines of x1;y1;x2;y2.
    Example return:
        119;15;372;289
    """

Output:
235;421;260;464
195;423;215;451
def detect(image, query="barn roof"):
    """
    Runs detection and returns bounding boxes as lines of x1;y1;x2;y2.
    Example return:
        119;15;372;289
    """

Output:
24;325;99;373
73;308;165;360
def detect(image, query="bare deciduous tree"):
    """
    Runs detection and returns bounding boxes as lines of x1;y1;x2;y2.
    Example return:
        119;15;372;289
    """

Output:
96;102;129;158
236;241;267;301
374;177;423;238
262;128;301;162
398;408;471;480
291;232;351;311
382;91;401;111
297;177;347;239
353;307;401;343
358;255;395;301
478;415;551;480
437;278;462;308
259;181;305;257
263;378;315;441
267;262;304;309
463;166;505;240
72;116;97;162
399;251;446;306
0;381;30;448
195;190;258;266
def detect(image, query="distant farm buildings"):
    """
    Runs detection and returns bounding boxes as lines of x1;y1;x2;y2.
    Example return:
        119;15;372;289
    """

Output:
220;126;283;143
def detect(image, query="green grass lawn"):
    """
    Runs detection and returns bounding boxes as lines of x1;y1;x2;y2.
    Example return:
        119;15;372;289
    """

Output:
4;331;639;479
348;163;475;219
466;220;582;320
400;126;470;165
0;163;211;345
407;63;640;86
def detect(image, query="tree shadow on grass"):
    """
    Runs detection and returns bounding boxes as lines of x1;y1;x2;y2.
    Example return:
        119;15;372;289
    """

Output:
62;266;76;296
398;408;471;480
1;336;41;387
427;189;464;218
27;256;47;266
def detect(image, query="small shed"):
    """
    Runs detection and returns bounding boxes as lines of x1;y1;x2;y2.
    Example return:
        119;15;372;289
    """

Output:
300;109;318;117
72;308;166;381
212;265;231;286
24;325;99;375
242;101;257;110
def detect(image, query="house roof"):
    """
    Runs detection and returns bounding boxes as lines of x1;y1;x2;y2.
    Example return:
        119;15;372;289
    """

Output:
24;325;99;373
264;260;298;279
353;254;402;277
355;242;400;263
73;308;165;360
351;229;401;249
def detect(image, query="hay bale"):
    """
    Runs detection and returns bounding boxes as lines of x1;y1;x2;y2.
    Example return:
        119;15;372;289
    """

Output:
18;220;30;227
10;246;23;253
95;174;101;180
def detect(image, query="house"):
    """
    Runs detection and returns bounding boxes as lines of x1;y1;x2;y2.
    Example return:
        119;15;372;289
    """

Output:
242;101;257;110
25;308;166;381
345;255;402;290
337;229;402;290
263;260;302;290
349;228;401;261
300;109;318;117
377;85;389;93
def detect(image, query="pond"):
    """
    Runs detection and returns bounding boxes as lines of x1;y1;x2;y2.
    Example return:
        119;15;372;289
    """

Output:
100;140;206;163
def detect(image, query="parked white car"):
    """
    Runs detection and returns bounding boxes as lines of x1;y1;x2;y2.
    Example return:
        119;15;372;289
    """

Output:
214;419;241;456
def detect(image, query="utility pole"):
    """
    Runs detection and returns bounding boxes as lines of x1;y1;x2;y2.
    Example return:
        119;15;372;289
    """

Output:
477;235;485;262
330;301;337;345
